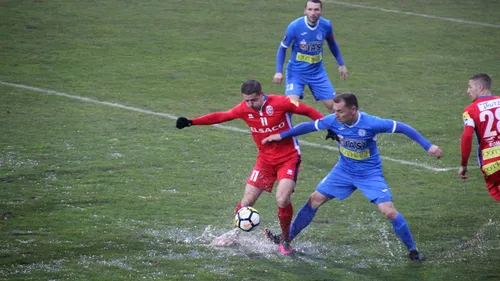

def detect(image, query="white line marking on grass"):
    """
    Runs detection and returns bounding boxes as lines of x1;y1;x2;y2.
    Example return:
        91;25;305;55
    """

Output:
325;1;500;28
1;81;455;172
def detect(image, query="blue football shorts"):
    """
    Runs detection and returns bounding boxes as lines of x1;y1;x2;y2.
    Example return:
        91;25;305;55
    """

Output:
285;66;335;101
316;163;393;205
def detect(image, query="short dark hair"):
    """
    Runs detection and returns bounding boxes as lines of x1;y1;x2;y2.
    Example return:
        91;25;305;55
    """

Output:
305;0;322;8
241;80;262;95
333;92;358;108
470;73;492;90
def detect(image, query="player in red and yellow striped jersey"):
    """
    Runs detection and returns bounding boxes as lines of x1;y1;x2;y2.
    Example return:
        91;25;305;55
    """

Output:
459;73;500;200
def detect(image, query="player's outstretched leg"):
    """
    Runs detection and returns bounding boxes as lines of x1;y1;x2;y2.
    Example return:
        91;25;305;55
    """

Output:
289;202;318;241
390;212;424;261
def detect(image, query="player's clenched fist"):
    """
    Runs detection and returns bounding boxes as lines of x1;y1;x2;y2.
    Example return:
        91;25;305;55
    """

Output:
458;166;468;180
176;117;192;129
273;73;283;85
427;145;442;159
338;65;348;80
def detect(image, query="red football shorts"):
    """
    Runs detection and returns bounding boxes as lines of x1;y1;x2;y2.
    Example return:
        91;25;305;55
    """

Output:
246;155;301;192
483;172;500;200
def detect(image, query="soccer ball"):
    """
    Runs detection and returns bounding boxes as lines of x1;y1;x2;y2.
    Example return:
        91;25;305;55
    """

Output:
234;206;260;232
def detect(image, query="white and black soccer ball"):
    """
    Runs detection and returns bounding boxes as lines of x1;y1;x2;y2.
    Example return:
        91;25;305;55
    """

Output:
234;206;260;232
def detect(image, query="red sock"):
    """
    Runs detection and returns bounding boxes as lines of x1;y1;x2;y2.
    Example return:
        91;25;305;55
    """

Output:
278;203;293;240
234;201;242;215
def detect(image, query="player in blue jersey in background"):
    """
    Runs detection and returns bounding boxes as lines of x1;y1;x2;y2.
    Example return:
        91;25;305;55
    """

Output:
262;92;443;260
274;0;348;113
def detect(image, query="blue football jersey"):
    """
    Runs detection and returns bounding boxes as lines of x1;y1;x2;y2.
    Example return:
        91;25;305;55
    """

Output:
281;16;334;76
315;112;397;174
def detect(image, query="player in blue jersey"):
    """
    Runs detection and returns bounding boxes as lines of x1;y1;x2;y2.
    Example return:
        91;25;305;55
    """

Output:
261;92;443;260
274;0;348;113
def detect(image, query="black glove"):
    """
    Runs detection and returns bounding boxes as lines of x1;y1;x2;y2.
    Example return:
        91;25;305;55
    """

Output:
325;129;339;142
176;117;192;129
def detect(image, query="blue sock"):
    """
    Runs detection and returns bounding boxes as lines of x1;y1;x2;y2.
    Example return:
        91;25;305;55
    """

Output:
289;203;318;241
390;213;416;250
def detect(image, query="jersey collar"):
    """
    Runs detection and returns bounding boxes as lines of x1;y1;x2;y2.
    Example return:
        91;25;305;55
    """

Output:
478;95;493;99
258;94;268;112
303;16;319;30
345;112;361;128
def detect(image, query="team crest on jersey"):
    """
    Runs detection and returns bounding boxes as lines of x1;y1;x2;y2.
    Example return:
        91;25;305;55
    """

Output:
266;105;274;116
316;33;323;40
299;39;308;51
358;129;366;137
248;114;254;119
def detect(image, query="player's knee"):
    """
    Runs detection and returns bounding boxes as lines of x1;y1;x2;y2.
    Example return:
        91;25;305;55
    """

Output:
308;192;328;208
383;210;398;220
377;202;397;219
275;195;291;208
380;207;397;220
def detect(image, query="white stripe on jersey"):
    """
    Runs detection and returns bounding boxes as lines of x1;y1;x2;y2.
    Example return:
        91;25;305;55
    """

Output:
314;119;321;131
285;113;301;155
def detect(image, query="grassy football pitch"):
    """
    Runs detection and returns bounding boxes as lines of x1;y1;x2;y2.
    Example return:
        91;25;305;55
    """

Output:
1;0;499;280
